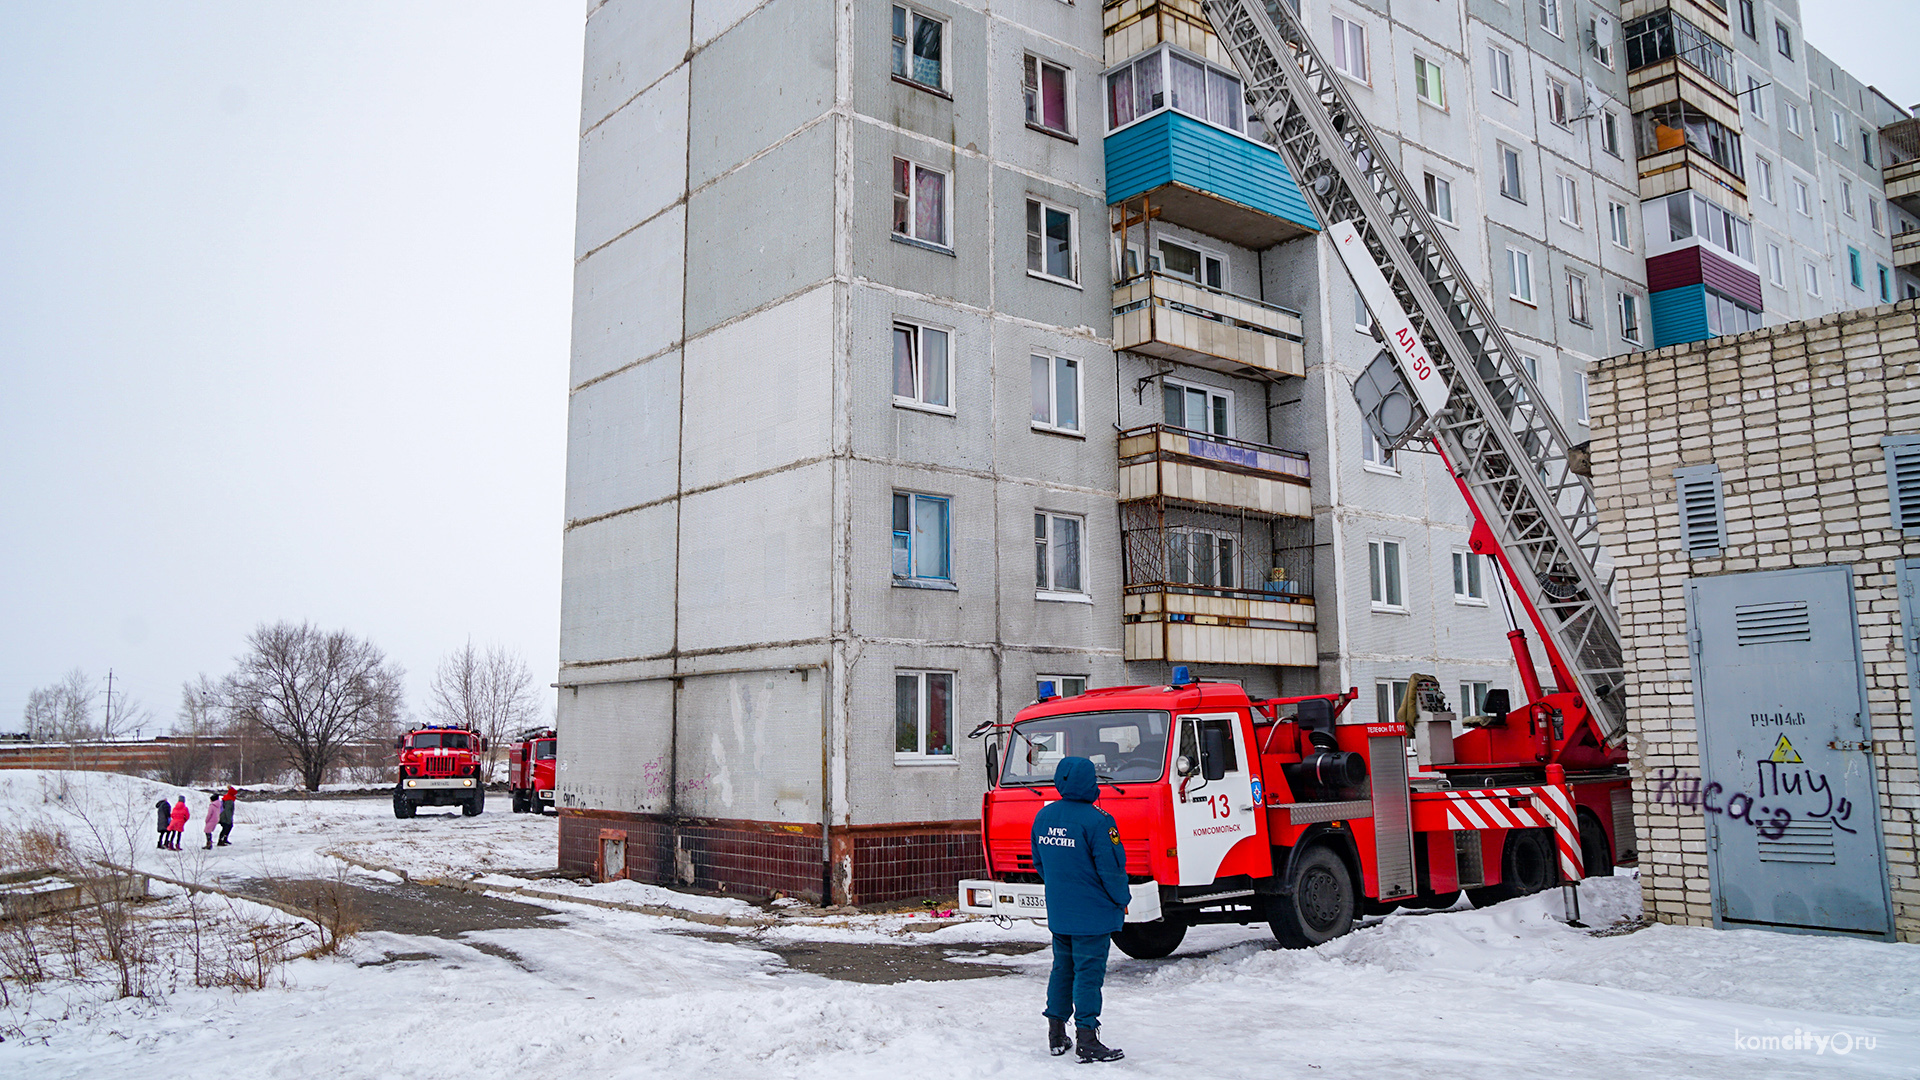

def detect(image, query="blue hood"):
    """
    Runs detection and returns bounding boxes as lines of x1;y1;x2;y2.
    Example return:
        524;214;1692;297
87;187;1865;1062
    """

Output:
1053;756;1099;802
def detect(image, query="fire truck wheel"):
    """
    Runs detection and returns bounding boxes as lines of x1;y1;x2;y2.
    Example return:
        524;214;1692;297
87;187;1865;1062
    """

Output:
511;790;529;813
1578;812;1612;879
463;786;485;817
1269;845;1354;949
392;790;415;819
1110;920;1187;960
1467;828;1555;908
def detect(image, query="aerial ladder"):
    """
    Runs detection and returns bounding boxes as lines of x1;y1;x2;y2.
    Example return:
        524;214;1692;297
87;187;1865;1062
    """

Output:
1201;0;1629;761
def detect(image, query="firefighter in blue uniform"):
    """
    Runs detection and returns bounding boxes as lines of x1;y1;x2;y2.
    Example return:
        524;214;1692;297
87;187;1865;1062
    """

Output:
1030;755;1129;1062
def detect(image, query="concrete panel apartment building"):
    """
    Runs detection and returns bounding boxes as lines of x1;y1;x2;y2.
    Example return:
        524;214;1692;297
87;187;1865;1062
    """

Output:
555;0;1917;903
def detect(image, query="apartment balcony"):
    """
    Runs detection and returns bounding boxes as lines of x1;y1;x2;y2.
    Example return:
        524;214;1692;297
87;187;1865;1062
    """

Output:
1117;424;1311;518
1122;587;1316;666
1894;230;1920;273
1882;117;1920;216
1113;272;1305;380
1105;110;1320;251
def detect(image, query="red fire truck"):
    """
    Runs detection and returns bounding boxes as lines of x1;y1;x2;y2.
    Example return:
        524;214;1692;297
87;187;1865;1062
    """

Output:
506;726;557;814
392;725;487;818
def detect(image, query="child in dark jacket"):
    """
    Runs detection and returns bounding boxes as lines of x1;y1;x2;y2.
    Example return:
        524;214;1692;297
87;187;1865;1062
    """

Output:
155;798;172;849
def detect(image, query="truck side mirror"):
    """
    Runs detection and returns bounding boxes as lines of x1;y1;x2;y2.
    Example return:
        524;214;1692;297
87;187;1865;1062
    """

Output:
1201;726;1230;782
985;739;1000;787
394;735;405;750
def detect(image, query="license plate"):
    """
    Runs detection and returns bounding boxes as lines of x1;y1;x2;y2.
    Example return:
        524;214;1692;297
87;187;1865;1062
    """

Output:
1017;894;1045;909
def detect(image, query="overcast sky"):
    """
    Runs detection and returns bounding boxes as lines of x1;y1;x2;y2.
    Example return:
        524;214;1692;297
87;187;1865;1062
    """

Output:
0;2;1915;735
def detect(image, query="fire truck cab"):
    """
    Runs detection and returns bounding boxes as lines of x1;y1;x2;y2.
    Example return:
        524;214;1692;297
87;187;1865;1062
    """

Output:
507;726;557;814
393;725;487;818
959;674;1626;958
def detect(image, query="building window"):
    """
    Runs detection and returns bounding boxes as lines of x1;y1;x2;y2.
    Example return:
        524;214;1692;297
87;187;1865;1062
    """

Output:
1036;675;1086;699
1414;55;1445;108
891;5;945;91
1784;101;1801;136
1424;173;1454;223
1163;377;1233;437
1618;292;1642;344
892;492;951;582
1881;265;1893;303
1804;261;1822;297
1607;201;1631;249
893;158;949;247
1538;0;1561;38
1024;55;1072;135
1557;174;1581;226
1158;239;1225;290
895;670;955;760
1460;681;1492;717
1832;110;1845;147
1025;198;1078;283
1774;21;1792;60
1452;550;1486;603
892;321;951;410
1754;155;1774;202
1363;429;1397;472
1031;354;1081;432
1862;131;1876;167
1705;287;1763;336
1665;190;1753;261
1487;45;1515;101
1841;181;1856;219
1746;76;1765;120
1105;46;1244;133
1635;102;1744;178
1869;199;1883;234
1849;247;1864;290
1791;177;1811;216
1767;242;1785;286
1375;680;1410;723
1589;13;1614;68
1738;0;1756;39
1507;247;1535;305
1355;288;1373;333
1368;539;1406;611
1601;110;1622;157
1567;270;1590;325
1545;77;1570;128
1576;369;1591;424
1035;512;1085;596
1499;144;1523;202
1169;528;1237;589
1330;14;1369;82
1624;11;1734;90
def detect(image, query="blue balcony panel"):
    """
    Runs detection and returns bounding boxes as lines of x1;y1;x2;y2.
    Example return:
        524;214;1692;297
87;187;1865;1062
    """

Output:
1106;111;1321;250
1650;284;1711;349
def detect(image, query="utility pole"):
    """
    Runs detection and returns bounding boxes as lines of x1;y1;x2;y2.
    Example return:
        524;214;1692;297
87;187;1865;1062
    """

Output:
103;669;115;740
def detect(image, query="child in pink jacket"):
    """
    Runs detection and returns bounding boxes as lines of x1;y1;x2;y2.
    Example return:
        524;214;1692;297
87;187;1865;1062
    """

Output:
166;796;190;850
203;794;220;850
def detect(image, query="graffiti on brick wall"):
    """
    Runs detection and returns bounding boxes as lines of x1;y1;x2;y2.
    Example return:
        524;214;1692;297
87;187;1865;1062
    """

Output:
1647;766;1858;839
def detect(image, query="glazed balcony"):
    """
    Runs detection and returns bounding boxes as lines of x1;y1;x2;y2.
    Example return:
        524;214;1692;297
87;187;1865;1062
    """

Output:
1113;273;1305;380
1117;424;1311;518
1894;229;1920;273
1882;118;1920;216
1122;587;1317;666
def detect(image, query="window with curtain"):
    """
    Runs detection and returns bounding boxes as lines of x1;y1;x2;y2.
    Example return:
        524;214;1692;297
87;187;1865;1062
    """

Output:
1035;512;1085;596
892;321;951;409
892;158;948;247
890;6;944;90
1024;55;1071;134
892;492;951;582
895;671;954;759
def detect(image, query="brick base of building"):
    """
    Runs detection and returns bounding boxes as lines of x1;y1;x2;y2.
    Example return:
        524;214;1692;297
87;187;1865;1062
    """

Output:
558;809;983;906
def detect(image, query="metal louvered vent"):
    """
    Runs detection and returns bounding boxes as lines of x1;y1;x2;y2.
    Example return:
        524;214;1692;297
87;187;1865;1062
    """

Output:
1757;820;1836;864
1882;436;1920;531
1674;464;1726;555
1735;600;1811;646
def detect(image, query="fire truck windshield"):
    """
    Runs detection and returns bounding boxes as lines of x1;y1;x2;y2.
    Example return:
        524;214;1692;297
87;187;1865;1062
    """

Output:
534;740;556;760
411;732;470;749
999;710;1170;786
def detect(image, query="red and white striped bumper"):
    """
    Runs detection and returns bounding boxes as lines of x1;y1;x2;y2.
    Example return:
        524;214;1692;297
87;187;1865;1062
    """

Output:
1435;785;1583;881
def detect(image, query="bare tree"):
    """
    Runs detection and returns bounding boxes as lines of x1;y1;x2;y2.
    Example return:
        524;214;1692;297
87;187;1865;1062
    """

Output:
224;622;404;791
158;675;223;785
425;642;540;778
22;669;97;741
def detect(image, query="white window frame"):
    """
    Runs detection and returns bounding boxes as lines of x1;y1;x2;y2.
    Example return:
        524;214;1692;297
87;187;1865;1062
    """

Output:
1031;353;1083;434
1034;511;1088;600
1167;527;1239;590
892;157;951;249
894;670;957;763
1452;549;1487;605
1538;0;1562;38
1607;201;1631;250
1423;172;1455;224
1600;110;1622;158
1036;675;1087;700
1766;242;1784;286
1499;144;1524;203
1869;198;1884;235
1589;13;1614;68
1025;197;1080;285
1330;14;1369;83
1487;45;1516;101
1545;76;1570;128
1747;76;1766;120
1162;376;1235;438
1557;174;1581;227
1784;101;1802;136
1368;538;1407;612
892;491;952;583
1156;238;1228;291
1507;247;1535;305
1791;177;1811;216
1753;155;1774;203
890;5;948;93
1023;53;1074;137
1375;680;1410;724
1803;260;1822;297
1841;181;1856;219
1618;291;1642;344
1567;269;1590;325
1459;681;1491;718
1775;21;1793;60
1362;429;1398;474
1832;110;1846;147
1413;55;1446;109
1575;369;1590;425
892;320;954;413
1104;44;1248;136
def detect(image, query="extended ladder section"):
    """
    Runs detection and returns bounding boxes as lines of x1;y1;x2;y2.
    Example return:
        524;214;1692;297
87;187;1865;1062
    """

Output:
1201;0;1627;744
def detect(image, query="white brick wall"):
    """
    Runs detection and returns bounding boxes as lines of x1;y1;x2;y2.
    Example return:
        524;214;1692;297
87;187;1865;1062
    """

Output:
1591;298;1920;941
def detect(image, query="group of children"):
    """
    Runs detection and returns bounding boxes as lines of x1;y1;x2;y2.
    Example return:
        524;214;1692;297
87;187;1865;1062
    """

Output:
155;787;237;850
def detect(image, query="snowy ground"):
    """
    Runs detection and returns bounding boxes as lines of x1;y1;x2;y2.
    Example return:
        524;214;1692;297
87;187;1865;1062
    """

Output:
1;770;1915;1078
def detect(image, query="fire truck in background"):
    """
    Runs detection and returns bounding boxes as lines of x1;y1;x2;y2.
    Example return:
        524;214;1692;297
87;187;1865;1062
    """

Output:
393;725;487;818
507;726;557;814
958;0;1637;955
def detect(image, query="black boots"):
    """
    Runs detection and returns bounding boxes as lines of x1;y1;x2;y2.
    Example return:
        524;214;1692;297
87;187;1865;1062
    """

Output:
1075;1026;1123;1063
1048;1017;1071;1056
